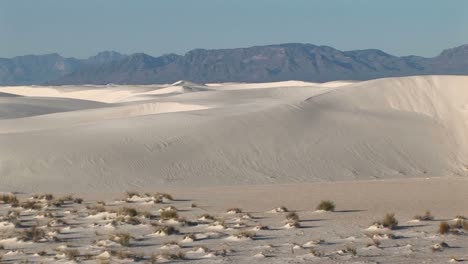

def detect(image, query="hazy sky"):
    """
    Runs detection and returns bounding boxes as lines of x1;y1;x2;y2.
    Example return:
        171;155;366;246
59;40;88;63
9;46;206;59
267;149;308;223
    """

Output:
1;0;467;58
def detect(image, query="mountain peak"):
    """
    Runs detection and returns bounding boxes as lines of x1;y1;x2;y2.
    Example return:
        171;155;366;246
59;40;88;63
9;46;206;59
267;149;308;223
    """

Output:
438;44;468;58
87;51;126;64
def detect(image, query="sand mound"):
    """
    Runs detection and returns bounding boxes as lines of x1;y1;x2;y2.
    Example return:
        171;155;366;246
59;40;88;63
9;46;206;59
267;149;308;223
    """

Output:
0;75;467;192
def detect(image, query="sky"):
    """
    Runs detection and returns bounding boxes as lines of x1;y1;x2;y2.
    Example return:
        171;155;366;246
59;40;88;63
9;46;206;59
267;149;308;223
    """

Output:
1;0;468;59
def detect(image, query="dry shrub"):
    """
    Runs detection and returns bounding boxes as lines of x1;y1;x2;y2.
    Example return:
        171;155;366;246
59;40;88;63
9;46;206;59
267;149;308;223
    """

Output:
21;226;46;242
120;207;138;217
65;249;80;260
413;211;434;221
111;232;131;246
155;192;174;201
160;210;178;220
286;212;299;221
438;221;451;234
316;200;335;211
226;208;242;214
20;201;43;210
0;194;19;206
376;213;398;229
235;231;256;239
155;226;179;235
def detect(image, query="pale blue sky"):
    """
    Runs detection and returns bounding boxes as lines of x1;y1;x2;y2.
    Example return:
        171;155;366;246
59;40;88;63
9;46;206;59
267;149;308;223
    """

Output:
1;0;467;58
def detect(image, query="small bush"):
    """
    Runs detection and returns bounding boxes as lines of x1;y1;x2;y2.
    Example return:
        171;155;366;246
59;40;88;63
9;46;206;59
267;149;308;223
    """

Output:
0;194;19;205
310;248;323;257
275;206;288;212
345;246;357;256
438;221;451;234
120;207;138;217
33;194;54;201
111;232;131;246
316;200;335;212
199;214;215;220
376;213;398;229
156;192;174;201
226;208;242;214
21;226;46;242
160;210;178;220
414;211;434;221
155;226;179;236
65;249;80;260
286;212;299;221
20;201;43;210
126;191;140;198
235;231;256;239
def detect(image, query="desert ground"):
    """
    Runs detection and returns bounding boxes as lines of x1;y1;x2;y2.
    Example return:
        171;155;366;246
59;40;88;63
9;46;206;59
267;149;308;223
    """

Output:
0;75;467;263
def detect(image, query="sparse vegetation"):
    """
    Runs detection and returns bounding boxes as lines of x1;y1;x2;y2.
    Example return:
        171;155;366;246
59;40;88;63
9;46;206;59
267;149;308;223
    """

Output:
0;194;19;206
235;231;256;239
375;213;398;229
227;208;242;214
155;226;179;236
413;211;434;221
286;212;299;221
21;226;46;242
438;221;451;234
160;210;179;220
65;249;80;260
111;232;132;246
20;200;43;210
120;207;138;217
316;200;335;211
310;248;323;257
344;246;357;256
155;192;174;201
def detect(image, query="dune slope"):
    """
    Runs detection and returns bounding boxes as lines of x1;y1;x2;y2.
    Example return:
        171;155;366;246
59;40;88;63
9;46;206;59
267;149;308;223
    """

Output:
0;76;467;192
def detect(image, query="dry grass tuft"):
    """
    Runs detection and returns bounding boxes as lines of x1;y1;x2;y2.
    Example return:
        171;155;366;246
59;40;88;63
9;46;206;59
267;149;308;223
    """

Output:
110;232;132;247
155;226;179;236
0;194;19;206
160;210;179;220
413;211;434;221
438;221;451;234
21;226;46;242
375;213;398;229
316;200;335;211
286;212;299;221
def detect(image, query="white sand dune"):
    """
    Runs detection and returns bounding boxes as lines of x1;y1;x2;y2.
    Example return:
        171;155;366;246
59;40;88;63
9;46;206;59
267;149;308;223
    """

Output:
0;75;467;192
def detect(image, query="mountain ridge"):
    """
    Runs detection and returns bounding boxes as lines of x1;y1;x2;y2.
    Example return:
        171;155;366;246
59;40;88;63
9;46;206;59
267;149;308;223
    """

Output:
1;43;467;85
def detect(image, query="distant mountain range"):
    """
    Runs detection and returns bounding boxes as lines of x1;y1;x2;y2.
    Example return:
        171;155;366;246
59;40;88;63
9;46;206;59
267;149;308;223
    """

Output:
1;43;468;85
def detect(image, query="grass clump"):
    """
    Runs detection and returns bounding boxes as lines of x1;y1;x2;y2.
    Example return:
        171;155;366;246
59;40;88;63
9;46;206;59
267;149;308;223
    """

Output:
155;226;179;236
111;232;132;247
286;212;299;221
309;248;323;257
413;211;434;221
234;231;256;239
375;213;398;229
160;210;178;220
438;221;451;234
119;207;138;217
155;192;174;201
20;200;43;210
226;208;242;214
21;226;46;242
0;194;19;206
344;246;357;256
64;249;80;260
316;200;335;212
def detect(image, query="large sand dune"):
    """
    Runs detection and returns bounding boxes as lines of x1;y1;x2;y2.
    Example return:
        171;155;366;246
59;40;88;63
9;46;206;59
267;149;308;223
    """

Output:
0;76;467;193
